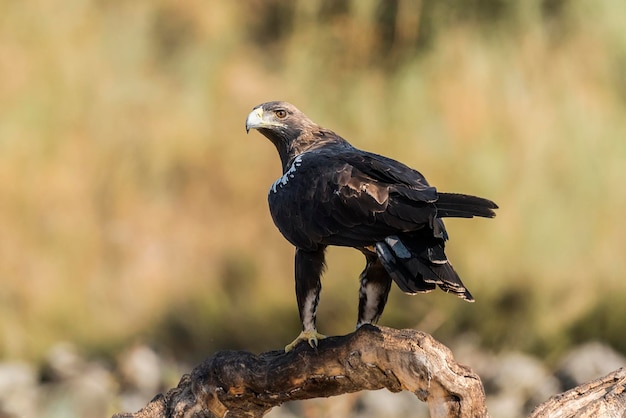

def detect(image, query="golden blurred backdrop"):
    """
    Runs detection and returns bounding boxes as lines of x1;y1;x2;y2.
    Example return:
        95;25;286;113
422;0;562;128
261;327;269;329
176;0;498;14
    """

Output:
1;0;625;363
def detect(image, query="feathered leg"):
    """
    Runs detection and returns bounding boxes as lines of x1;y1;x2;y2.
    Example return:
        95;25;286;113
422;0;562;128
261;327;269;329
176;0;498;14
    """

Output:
285;247;327;352
356;254;392;328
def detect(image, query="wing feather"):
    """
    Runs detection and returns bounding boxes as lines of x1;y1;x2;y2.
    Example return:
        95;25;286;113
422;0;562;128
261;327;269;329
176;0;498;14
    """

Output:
269;148;443;249
311;150;441;246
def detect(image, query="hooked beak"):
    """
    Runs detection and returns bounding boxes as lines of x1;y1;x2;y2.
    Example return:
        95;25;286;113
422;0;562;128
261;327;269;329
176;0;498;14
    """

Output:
245;107;264;134
245;106;286;133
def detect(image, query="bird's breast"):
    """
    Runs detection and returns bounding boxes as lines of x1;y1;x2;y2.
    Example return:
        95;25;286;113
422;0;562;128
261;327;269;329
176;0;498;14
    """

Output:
267;154;328;249
269;155;303;194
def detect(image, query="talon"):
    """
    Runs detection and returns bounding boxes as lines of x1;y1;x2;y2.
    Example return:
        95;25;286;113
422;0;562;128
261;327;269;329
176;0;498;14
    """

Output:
285;330;327;352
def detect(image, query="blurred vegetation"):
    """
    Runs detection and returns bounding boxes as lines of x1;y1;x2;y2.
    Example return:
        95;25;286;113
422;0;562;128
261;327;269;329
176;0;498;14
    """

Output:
1;0;626;365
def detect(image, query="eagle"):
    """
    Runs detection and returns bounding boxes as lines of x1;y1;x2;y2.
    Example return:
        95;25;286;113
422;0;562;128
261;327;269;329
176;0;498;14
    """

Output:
245;101;498;352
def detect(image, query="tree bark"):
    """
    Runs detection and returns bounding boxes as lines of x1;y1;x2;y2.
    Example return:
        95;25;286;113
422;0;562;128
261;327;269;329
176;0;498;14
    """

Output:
529;367;626;418
112;325;487;418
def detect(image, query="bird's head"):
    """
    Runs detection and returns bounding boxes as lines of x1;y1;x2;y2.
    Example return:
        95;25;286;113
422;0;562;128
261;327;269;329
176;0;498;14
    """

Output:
246;101;322;169
245;101;315;136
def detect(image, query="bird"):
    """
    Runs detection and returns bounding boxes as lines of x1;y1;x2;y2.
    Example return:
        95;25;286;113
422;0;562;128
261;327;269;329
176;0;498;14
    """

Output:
245;101;498;352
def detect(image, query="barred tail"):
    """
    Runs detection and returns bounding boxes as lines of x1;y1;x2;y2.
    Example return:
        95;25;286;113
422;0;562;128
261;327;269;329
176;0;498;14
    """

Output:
375;235;474;301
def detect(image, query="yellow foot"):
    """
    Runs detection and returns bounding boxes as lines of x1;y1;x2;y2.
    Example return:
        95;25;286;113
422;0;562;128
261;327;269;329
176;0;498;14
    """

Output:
284;330;327;352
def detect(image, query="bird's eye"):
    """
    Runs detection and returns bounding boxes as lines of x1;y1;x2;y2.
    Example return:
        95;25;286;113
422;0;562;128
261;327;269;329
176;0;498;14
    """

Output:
275;109;287;119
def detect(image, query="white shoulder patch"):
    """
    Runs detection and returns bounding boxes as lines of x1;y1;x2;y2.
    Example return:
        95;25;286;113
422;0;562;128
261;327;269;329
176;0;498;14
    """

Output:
271;155;303;193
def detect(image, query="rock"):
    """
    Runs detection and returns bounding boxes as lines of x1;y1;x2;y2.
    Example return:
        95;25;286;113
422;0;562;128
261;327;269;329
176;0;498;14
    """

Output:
39;342;117;418
556;341;626;390
355;390;429;418
494;352;561;397
491;352;562;415
265;393;357;418
487;392;526;418
42;342;85;382
0;362;38;418
117;344;164;413
452;336;562;418
118;344;162;394
449;333;499;385
266;390;428;418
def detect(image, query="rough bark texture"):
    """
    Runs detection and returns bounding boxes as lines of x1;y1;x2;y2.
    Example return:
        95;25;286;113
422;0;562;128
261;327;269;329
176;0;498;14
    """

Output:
112;325;487;418
529;367;626;418
113;325;626;418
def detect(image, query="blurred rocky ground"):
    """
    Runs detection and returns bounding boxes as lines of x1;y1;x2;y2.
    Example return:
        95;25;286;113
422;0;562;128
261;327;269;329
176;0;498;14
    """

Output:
0;337;623;418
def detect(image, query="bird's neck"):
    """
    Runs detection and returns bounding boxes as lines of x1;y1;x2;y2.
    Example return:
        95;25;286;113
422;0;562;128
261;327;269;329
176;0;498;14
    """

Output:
261;126;349;173
282;129;349;171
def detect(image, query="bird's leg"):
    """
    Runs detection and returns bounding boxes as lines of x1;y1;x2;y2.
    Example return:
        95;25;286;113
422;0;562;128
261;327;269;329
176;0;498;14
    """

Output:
285;247;327;352
356;255;392;328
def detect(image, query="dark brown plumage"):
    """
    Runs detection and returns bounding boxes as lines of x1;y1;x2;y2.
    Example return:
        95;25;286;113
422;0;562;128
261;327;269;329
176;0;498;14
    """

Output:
246;101;498;351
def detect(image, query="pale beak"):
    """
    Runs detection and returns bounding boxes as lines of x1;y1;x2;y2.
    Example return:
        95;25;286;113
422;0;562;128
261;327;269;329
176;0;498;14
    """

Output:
245;107;264;133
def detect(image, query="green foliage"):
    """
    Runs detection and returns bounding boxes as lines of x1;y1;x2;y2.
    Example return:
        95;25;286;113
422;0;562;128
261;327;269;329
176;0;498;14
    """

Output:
1;0;625;361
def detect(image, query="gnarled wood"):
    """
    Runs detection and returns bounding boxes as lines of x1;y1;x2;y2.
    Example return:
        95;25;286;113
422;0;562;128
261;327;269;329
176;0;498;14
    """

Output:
529;367;626;418
112;325;487;418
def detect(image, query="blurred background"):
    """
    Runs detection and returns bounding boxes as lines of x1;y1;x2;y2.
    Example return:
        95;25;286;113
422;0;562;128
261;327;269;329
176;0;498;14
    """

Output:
1;0;626;417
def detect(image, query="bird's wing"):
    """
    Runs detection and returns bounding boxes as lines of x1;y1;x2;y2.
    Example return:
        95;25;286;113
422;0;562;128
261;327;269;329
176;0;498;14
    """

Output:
338;150;438;202
335;151;444;234
270;150;441;249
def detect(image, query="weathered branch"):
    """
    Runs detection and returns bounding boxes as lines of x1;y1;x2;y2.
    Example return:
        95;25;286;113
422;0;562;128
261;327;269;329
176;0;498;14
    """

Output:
113;325;487;418
529;367;626;418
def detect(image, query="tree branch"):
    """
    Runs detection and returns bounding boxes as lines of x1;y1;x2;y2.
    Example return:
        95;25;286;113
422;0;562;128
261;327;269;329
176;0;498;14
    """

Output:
112;325;487;418
529;367;626;418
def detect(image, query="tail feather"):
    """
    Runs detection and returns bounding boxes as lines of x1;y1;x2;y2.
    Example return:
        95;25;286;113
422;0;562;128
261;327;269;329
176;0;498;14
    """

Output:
436;193;498;219
375;236;474;301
